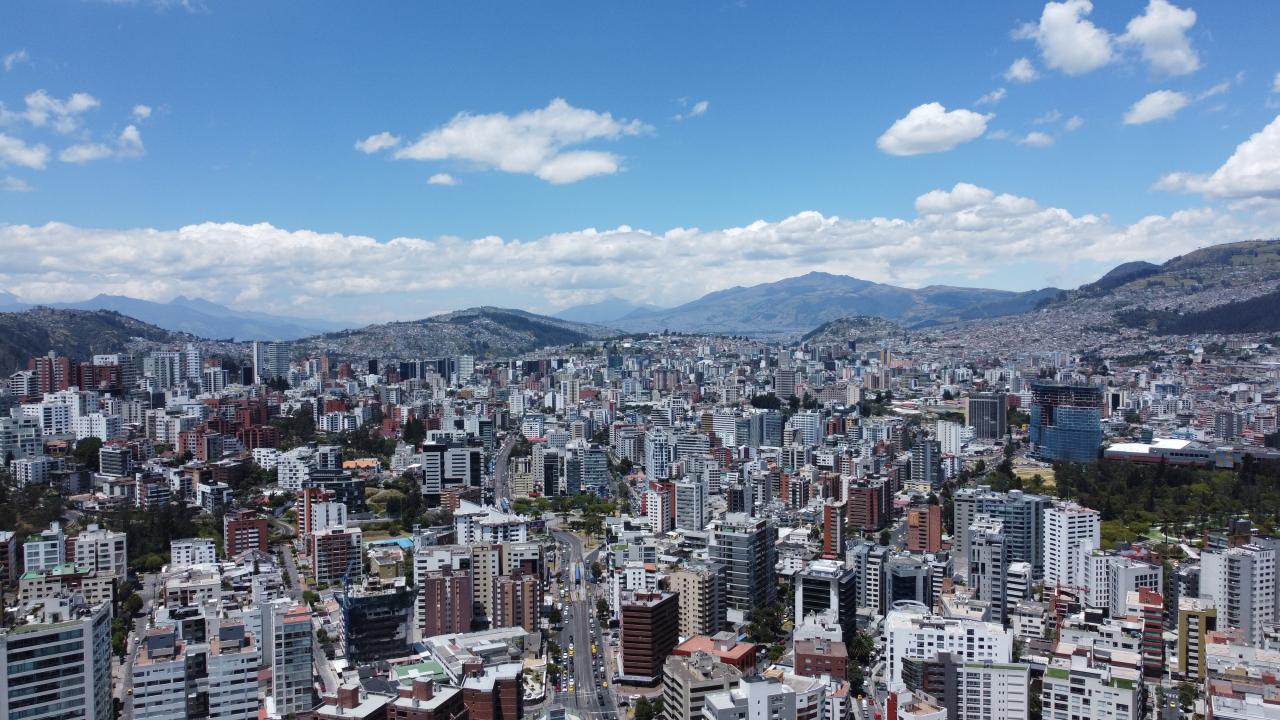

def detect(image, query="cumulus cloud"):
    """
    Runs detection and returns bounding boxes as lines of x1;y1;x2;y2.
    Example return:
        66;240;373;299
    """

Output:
1019;131;1055;147
975;88;1007;106
1014;0;1114;76
1032;109;1062;125
876;103;991;156
132;104;152;122
4;183;1269;322
1005;57;1039;83
427;173;457;186
1155;115;1280;199
3;49;28;72
355;131;400;154
0;90;100;134
1273;72;1280;94
1123;90;1189;124
2;175;32;192
0;133;49;169
60;125;145;163
1064;115;1085;132
1121;0;1199;76
384;98;651;184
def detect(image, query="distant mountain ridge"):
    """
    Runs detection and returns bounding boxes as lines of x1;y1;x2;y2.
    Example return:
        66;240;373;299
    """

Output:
553;296;667;324
0;307;187;373
0;293;347;340
609;271;1061;335
300;306;614;358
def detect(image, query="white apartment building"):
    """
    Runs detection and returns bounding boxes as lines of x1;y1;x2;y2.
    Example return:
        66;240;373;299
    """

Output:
74;524;129;578
171;538;218;569
1200;544;1277;647
884;606;1014;690
1044;501;1100;589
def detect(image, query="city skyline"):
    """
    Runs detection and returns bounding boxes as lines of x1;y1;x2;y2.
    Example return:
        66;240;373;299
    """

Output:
3;2;1280;322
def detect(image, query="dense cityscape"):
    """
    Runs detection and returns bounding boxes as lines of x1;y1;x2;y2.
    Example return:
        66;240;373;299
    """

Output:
6;2;1280;720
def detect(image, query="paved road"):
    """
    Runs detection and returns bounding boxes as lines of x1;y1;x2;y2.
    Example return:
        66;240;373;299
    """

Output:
491;433;517;504
551;528;617;719
118;572;160;720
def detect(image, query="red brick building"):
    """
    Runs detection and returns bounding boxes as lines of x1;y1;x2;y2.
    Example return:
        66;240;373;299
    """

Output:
223;510;268;558
620;590;680;686
794;638;849;679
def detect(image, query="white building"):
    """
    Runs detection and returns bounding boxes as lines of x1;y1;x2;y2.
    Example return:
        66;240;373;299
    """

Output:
74;412;123;442
131;626;189;720
1041;656;1143;720
453;500;529;545
646;488;673;534
74;524;129;578
206;623;260;720
171;538;218;569
11;455;54;486
884;605;1014;691
23;522;66;573
675;478;709;531
1201;544;1277;647
1043;501;1100;590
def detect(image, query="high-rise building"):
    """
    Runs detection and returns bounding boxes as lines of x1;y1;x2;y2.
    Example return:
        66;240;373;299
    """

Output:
645;429;675;481
72;523;128;579
1043;501;1101;590
223;511;268;558
1176;596;1216;681
619;590;680;686
0;596;113;720
666;565;727;639
264;602;316;716
710;514;777;611
821;499;847;560
909;438;940;492
906;502;942;553
903;651;1031;720
967;393;1008;440
207;622;260;720
418;568;474;639
1200;543;1277;647
675;478;709;531
131;625;189;720
953;487;1050;576
884;606;1013;691
968;515;1009;625
1040;658;1143;720
492;574;539;632
794;559;857;645
1029;383;1103;463
340;576;414;662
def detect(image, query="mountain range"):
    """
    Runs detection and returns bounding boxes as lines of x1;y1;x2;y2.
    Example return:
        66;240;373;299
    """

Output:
0;293;344;341
604;272;1061;335
0;308;187;373
552;297;668;324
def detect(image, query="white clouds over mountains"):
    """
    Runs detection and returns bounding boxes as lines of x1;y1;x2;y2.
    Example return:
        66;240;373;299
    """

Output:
4;181;1273;322
360;98;652;184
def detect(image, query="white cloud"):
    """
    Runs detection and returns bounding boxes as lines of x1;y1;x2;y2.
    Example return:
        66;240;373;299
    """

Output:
131;104;152;122
3;49;28;72
986;129;1011;141
1005;57;1039;83
1020;131;1055;147
876;102;991;156
975;88;1007;106
1196;81;1230;102
2;175;32;192
1155;115;1280;199
1064;115;1085;131
388;98;651;184
1123;90;1189;124
0;133;49;169
676;99;710;120
427;173;457;186
1032;109;1062;125
354;131;400;154
1273;72;1280;94
1015;0;1114;76
1121;0;1199;76
6;182;1263;322
59;125;145;164
3;90;101;134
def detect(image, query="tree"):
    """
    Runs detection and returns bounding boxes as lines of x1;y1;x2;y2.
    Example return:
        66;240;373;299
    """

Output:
548;607;562;625
878;529;891;546
749;394;782;410
74;436;103;471
634;696;657;720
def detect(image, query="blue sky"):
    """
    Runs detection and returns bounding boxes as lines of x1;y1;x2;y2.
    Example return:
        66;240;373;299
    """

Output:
2;1;1280;322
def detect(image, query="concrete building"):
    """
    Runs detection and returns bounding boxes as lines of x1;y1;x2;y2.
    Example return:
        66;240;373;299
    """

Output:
953;487;1049;577
620;590;680;686
170;538;218;569
794;637;848;679
0;596;113;720
131;625;189;720
207;622;260;720
906;502;942;553
675;478;710;531
267;602;315;716
666;565;726;639
389;678;466;720
22;521;65;573
1200;543;1277;647
1176;596;1217;680
19;562;115;607
418;568;474;639
702;676;797;720
1041;657;1143;720
884;605;1014;691
967;393;1007;440
1043;501;1101;590
709;514;777;611
794;558;857;644
661;651;742;720
222;510;268;559
73;523;128;578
